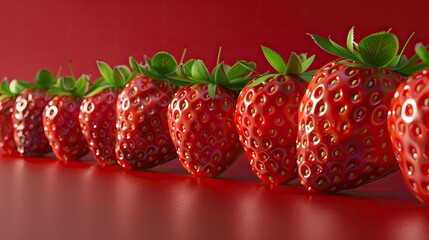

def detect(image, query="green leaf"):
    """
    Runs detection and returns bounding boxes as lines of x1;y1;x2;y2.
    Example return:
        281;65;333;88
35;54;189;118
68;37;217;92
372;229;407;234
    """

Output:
208;83;217;99
18;80;36;89
416;43;429;65
248;74;278;87
346;27;355;53
329;37;361;62
301;54;315;72
298;70;317;82
47;87;73;96
85;84;113;97
261;46;286;74
139;66;164;80
183;59;196;77
227;61;256;79
191;60;211;82
9;80;26;95
165;76;195;87
150;52;177;75
113;67;125;88
212;62;229;85
62;76;76;91
129;57;143;74
392;32;415;68
126;71;137;82
75;75;89;96
284;52;303;75
97;61;114;85
358;32;399;67
117;65;132;80
0;80;12;96
36;69;54;89
310;34;360;61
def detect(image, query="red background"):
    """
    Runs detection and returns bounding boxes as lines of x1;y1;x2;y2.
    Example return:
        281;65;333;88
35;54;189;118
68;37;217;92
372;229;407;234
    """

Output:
0;0;428;80
0;0;429;239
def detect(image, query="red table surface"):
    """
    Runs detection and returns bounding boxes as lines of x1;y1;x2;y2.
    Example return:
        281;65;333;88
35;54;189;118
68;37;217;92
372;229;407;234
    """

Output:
0;152;427;240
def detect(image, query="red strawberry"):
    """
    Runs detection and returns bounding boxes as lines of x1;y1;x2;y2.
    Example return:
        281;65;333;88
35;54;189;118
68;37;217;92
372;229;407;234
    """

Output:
297;28;416;192
115;52;179;169
0;80;26;155
12;70;55;156
235;46;315;184
43;74;92;161
79;63;135;165
388;43;429;203
167;53;256;177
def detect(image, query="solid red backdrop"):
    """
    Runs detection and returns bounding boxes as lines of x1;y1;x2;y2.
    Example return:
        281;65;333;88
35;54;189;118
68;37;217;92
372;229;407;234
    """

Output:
0;0;427;81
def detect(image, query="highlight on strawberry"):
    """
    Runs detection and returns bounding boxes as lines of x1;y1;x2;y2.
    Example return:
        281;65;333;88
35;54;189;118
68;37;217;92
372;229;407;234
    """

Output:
115;52;179;169
0;79;26;155
297;27;422;192
79;62;135;166
166;47;256;177
43;66;93;161
235;46;316;185
388;43;429;203
12;69;56;156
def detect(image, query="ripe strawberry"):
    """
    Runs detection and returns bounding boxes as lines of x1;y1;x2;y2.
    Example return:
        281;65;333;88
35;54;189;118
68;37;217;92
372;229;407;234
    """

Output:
235;46;315;184
43;74;92;161
0;80;26;155
12;70;56;156
297;28;416;192
115;52;179;169
167;51;256;177
79;63;135;165
388;43;429;203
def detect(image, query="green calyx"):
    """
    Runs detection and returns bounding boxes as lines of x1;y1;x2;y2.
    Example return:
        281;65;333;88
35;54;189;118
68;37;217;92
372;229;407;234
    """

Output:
0;79;27;100
167;47;256;99
92;61;136;95
310;27;423;76
17;69;56;90
248;46;316;87
129;51;178;81
415;43;429;66
47;74;91;98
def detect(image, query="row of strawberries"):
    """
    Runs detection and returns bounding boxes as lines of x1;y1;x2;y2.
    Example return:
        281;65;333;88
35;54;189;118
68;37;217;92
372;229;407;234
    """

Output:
1;28;429;204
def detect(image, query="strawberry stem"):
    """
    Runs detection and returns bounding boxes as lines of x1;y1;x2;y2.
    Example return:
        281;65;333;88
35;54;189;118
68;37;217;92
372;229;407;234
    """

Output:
180;47;187;65
216;45;223;66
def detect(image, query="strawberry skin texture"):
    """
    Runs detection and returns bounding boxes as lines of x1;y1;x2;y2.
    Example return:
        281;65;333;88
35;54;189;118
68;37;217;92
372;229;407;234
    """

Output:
388;69;429;203
116;77;177;169
0;97;18;155
43;95;89;161
297;59;404;192
79;88;119;165
12;89;53;156
168;84;242;177
235;75;307;184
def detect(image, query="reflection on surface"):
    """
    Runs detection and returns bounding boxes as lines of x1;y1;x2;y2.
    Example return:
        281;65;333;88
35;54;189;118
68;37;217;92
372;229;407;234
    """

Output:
0;154;428;240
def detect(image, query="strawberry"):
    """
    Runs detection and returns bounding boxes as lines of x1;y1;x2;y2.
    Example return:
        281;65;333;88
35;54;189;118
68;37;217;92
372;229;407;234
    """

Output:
235;46;316;184
12;69;56;156
79;63;135;165
0;80;26;155
43;73;92;161
167;49;256;177
388;43;429;203
115;52;179;169
297;28;417;192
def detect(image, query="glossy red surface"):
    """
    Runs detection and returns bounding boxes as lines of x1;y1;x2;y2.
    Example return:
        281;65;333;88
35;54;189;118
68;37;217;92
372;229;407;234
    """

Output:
0;153;427;240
